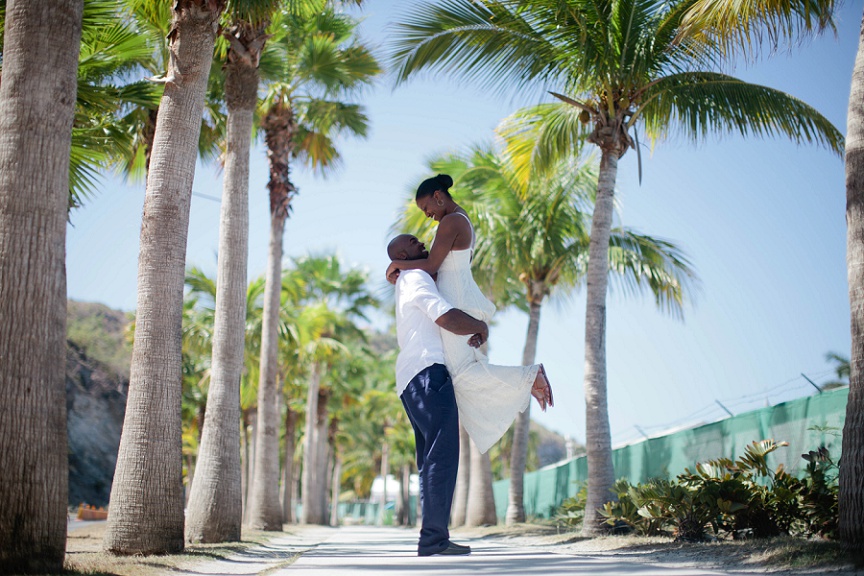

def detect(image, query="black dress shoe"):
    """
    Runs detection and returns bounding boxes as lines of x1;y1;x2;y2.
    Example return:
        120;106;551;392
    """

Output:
419;541;472;556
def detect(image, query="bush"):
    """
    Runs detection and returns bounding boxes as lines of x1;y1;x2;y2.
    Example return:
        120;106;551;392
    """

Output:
579;440;840;542
554;483;587;529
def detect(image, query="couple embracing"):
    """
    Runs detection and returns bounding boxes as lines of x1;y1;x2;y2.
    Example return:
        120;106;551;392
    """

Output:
387;174;554;557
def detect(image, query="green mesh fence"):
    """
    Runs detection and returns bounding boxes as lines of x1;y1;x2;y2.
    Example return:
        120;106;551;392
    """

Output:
493;387;849;520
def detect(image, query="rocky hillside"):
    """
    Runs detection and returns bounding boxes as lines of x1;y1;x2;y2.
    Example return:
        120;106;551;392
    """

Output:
66;301;130;507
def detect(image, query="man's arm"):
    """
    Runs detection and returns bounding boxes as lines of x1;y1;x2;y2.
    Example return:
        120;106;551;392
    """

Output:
436;309;488;347
400;270;488;347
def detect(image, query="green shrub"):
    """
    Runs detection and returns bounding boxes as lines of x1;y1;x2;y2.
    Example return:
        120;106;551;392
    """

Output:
799;446;839;539
554;483;587;529
580;440;840;542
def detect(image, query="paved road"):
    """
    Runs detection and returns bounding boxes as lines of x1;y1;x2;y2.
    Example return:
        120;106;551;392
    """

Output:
184;525;761;576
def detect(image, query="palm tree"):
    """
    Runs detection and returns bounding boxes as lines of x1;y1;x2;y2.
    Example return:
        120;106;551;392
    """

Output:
0;1;83;572
105;0;226;555
388;0;843;534
247;4;379;529
185;0;277;544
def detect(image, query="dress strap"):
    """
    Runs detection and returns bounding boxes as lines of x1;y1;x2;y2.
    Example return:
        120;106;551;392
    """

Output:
450;211;475;249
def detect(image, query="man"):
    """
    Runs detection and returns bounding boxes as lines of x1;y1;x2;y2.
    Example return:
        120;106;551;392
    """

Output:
387;233;487;557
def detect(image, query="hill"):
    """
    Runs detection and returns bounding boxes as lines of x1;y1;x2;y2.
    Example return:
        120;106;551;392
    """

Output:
66;300;131;507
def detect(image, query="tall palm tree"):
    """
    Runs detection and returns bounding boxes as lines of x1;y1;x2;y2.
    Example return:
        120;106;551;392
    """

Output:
0;1;83;572
247;3;379;529
185;0;277;544
388;0;843;533
104;0;226;555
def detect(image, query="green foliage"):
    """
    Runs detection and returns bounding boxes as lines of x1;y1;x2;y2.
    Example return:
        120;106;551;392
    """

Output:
799;447;839;539
66;300;133;377
583;440;841;542
554;483;587;529
599;478;672;536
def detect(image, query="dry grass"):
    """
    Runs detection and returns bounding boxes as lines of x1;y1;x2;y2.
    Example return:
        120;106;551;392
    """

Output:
63;523;297;576
454;522;864;575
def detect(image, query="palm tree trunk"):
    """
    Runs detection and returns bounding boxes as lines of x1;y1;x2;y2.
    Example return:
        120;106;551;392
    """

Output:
581;145;619;536
316;390;331;524
247;389;283;529
465;438;497;526
185;454;196;505
242;409;256;521
506;297;543;524
841;8;864;547
0;1;82;571
397;463;411;526
104;1;223;555
330;451;342;526
247;224;287;531
301;364;322;524
185;54;257;543
451;424;471;526
281;407;298;523
378;441;390;526
250;95;294;530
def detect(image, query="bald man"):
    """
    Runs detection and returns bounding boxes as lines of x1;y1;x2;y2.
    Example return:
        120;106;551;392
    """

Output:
387;233;485;557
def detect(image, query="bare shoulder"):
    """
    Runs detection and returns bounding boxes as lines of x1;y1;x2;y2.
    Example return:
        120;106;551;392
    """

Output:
439;211;472;233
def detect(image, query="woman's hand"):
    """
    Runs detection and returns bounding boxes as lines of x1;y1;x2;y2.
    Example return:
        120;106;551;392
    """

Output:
386;262;400;285
467;322;488;348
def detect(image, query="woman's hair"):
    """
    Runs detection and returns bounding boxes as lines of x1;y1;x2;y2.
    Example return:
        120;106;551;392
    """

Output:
416;174;454;200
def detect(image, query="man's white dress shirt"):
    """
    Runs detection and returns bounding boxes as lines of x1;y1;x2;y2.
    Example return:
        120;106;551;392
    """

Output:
394;269;453;396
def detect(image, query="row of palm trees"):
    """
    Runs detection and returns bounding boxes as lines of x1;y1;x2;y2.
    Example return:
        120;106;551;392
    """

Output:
1;0;863;572
180;256;404;531
0;0;381;569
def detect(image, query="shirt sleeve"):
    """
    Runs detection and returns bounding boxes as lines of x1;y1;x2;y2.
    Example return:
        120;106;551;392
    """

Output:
401;270;453;321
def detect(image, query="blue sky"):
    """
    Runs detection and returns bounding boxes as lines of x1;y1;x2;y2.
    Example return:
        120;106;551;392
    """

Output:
67;1;859;448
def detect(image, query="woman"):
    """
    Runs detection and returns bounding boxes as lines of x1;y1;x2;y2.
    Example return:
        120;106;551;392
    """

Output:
387;174;553;453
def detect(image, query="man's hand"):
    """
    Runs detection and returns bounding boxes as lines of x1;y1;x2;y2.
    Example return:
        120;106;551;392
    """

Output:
386;262;400;285
467;321;488;348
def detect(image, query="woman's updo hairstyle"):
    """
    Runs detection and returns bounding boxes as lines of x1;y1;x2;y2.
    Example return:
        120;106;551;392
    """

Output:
416;174;454;201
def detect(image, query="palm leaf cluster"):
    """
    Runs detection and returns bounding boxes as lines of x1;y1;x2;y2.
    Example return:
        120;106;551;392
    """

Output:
390;0;843;174
259;2;379;177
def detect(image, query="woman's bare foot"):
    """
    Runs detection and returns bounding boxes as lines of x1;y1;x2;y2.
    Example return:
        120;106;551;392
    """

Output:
531;364;553;411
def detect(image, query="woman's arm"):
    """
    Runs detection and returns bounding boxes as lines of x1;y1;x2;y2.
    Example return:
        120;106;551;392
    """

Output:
387;215;466;277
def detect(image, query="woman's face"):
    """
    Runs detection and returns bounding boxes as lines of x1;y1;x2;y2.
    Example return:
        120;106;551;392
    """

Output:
416;193;445;221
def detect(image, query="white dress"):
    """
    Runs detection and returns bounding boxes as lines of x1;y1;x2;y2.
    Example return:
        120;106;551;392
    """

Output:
435;216;540;454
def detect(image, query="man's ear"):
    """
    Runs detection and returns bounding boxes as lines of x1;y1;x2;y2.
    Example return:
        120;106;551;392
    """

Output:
398;250;408;260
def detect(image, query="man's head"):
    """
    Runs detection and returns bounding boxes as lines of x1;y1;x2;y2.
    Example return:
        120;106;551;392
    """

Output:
387;234;429;261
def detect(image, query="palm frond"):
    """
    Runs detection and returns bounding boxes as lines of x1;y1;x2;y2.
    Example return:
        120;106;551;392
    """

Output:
606;228;699;319
497;102;588;185
639;71;843;155
678;0;837;59
387;0;562;98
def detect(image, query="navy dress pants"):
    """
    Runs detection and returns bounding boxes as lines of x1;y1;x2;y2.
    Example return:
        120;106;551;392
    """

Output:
400;363;460;556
